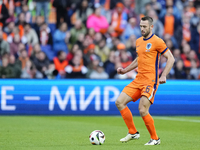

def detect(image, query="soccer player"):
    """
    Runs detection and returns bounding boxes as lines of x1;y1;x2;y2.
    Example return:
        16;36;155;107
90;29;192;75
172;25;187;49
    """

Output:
115;16;175;145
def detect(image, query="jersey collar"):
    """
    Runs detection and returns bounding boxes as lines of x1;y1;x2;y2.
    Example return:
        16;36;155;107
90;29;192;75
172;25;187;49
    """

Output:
143;34;154;41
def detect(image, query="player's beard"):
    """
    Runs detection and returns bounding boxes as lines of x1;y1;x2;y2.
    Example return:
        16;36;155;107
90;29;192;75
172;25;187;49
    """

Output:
142;27;151;38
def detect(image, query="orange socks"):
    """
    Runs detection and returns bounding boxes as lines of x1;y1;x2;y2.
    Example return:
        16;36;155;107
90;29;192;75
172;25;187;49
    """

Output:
120;107;137;134
142;113;158;140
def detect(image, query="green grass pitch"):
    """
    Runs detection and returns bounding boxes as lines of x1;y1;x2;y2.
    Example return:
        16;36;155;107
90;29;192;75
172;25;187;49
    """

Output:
0;116;200;150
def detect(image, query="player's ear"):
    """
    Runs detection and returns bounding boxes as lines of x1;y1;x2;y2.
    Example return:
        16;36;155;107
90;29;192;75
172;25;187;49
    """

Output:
150;24;154;30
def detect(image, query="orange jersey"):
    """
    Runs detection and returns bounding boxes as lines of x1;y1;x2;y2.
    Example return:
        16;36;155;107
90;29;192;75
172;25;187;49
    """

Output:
135;34;168;87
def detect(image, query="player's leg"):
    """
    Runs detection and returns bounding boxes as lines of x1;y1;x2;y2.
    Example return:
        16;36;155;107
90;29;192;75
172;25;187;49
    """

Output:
115;88;141;142
139;96;160;145
115;92;138;135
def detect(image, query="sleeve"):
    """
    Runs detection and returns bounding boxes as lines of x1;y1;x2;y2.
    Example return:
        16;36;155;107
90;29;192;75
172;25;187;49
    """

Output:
86;16;93;29
156;38;168;55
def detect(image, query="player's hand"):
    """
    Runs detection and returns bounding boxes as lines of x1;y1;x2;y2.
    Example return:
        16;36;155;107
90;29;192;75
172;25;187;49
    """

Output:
117;67;126;75
159;76;166;84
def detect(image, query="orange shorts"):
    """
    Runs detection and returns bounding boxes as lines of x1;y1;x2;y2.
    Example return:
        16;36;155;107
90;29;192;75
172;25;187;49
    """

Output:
122;81;158;104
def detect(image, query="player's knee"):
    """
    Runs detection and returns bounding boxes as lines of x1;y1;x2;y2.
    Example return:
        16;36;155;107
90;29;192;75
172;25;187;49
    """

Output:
115;99;121;108
115;98;123;109
138;106;147;117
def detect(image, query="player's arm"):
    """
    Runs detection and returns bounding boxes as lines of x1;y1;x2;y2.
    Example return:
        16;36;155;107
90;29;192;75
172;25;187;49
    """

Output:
117;57;138;74
159;50;175;84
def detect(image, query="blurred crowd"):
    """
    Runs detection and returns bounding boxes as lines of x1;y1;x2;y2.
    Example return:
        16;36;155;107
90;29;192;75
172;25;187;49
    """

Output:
0;0;200;79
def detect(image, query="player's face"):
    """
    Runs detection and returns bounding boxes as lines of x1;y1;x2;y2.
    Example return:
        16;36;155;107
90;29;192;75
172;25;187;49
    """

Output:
140;20;153;38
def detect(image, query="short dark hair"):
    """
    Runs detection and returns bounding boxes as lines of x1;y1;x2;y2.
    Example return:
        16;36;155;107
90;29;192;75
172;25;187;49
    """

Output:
141;16;153;25
57;50;65;57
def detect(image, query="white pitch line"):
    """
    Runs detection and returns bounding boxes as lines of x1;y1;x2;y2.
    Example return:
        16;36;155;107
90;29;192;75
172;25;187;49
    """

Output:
24;96;40;101
154;117;200;123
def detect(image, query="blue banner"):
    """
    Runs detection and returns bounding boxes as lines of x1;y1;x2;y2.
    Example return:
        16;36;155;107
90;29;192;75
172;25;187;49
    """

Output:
0;79;200;115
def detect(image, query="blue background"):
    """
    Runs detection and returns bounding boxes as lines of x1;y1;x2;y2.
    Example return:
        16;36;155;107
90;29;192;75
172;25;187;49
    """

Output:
0;79;200;115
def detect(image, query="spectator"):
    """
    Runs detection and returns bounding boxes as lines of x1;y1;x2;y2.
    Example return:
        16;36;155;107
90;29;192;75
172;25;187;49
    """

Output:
34;0;50;24
0;23;7;40
159;55;174;78
0;30;10;57
24;23;39;46
189;59;200;79
115;43;132;61
53;22;70;54
82;34;92;51
86;53;101;77
67;44;79;62
148;9;164;38
151;0;162;14
8;55;21;78
159;0;181;20
74;49;87;66
38;22;53;46
53;50;68;77
104;50;117;78
182;14;191;43
18;49;29;69
9;34;21;57
87;28;96;40
71;0;93;25
76;33;85;49
69;19;87;45
121;17;141;43
21;60;43;79
160;6;182;38
32;51;50;76
0;0;9;26
176;0;188;14
111;2;128;37
0;57;13;78
89;61;109;79
94;32;103;45
181;43;191;68
111;37;121;50
44;63;58;79
163;33;178;49
90;0;123;10
95;37;110;62
173;48;181;62
53;0;69;28
30;43;41;61
83;43;97;65
117;51;137;79
120;50;132;69
18;42;26;52
86;3;109;33
141;2;153;16
174;59;187;79
106;0;123;10
32;16;44;36
188;50;200;67
22;3;32;23
190;7;200;55
123;0;138;19
65;55;88;78
166;39;174;51
14;0;27;15
126;35;137;59
187;0;196;14
15;12;26;27
6;9;15;23
4;21;15;36
135;0;151;14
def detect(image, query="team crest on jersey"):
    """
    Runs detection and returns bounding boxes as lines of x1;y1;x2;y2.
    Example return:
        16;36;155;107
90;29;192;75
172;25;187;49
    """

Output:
146;43;152;50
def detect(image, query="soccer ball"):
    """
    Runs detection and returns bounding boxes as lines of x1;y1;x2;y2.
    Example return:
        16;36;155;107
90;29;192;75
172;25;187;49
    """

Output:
89;130;105;145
